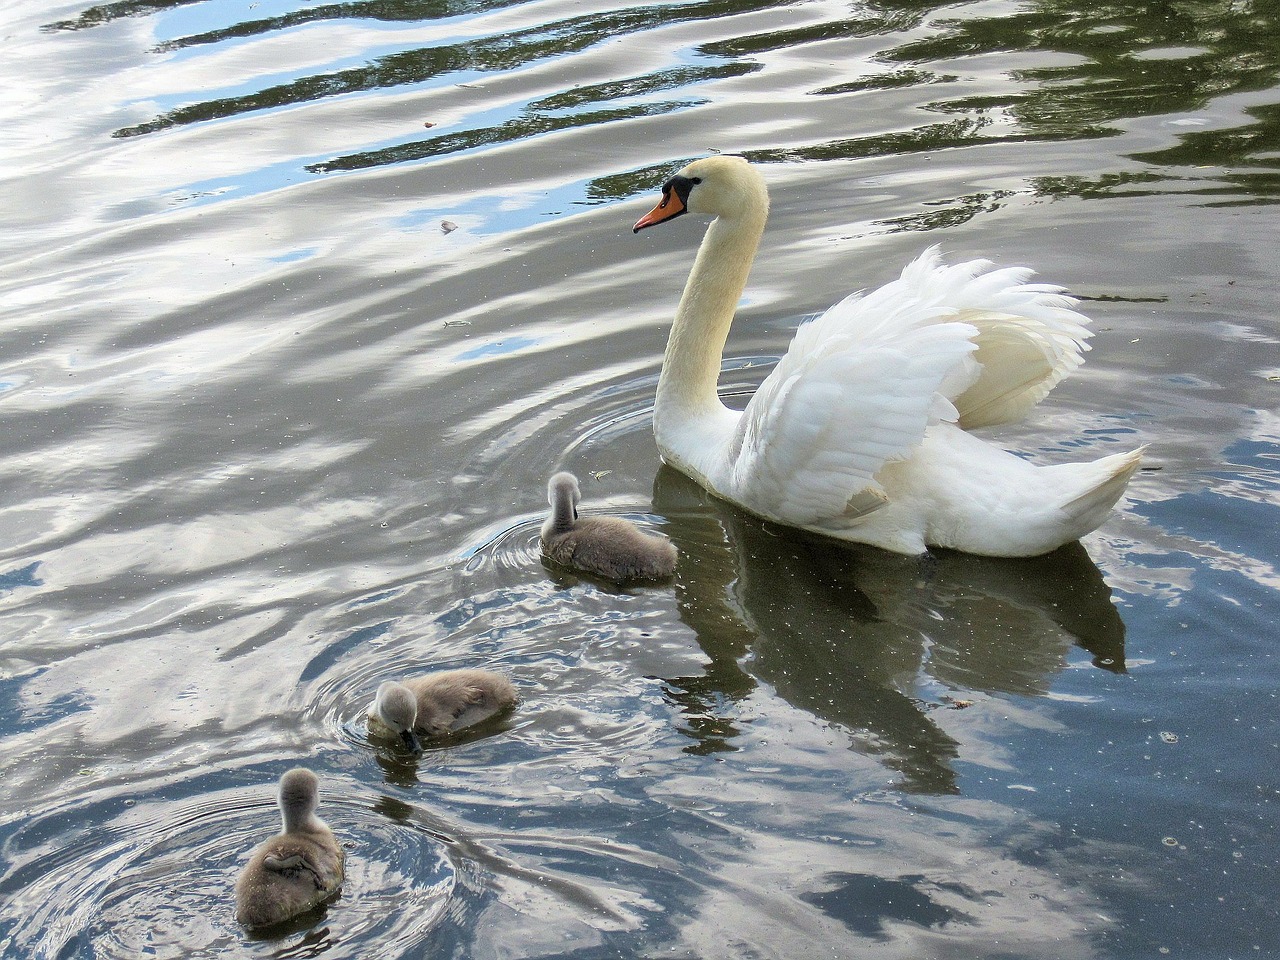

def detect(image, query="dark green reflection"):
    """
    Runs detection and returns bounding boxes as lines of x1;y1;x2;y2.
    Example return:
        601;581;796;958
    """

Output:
85;0;1280;206
813;68;957;96
889;0;1280;143
529;62;756;113
1128;100;1280;204
111;0;785;139
667;0;1279;205
698;5;928;58
310;101;693;173
584;128;1026;206
894;0;1280;201
651;466;1126;795
157;0;526;53
307;64;758;174
876;188;1020;232
43;0;201;33
587;160;704;203
45;0;516;34
748;119;1052;164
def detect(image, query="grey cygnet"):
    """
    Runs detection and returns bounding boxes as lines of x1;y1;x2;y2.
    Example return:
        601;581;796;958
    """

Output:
369;668;518;750
540;471;677;581
234;768;344;928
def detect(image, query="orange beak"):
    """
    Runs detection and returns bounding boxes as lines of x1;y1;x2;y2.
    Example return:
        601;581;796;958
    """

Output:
633;187;687;233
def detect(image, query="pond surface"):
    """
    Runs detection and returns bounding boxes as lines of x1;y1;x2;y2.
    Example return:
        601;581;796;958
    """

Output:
2;0;1278;957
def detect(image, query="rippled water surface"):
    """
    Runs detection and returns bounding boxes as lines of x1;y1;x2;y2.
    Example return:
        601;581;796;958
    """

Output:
2;0;1278;956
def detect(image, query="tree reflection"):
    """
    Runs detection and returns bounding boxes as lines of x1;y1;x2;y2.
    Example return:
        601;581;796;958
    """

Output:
45;0;519;34
156;0;526;53
108;0;779;139
58;0;1279;204
43;0;200;33
651;465;1126;794
603;0;1279;206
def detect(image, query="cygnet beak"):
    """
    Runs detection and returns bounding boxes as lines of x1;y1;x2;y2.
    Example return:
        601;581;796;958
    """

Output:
400;728;423;752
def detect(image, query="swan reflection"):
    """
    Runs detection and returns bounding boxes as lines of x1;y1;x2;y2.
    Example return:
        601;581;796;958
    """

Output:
652;466;1126;793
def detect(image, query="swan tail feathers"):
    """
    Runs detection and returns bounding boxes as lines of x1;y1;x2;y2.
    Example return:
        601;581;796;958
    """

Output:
1055;445;1146;536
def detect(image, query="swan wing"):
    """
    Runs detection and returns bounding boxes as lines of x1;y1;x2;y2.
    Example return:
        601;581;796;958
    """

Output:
731;317;979;529
727;246;1091;528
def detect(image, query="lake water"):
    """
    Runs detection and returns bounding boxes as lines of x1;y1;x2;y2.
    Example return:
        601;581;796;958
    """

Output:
1;0;1278;957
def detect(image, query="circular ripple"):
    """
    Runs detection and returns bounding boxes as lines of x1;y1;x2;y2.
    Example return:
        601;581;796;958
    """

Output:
473;521;546;577
2;780;454;959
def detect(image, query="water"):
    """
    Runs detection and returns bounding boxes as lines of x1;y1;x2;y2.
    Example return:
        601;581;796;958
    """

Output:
1;0;1278;956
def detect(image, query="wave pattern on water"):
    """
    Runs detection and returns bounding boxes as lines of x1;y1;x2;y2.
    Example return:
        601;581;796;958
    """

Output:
0;776;455;959
36;0;1276;210
3;0;1280;957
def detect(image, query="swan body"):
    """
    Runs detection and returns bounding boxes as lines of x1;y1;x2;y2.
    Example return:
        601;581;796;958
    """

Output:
369;669;517;750
541;471;678;580
235;768;344;928
632;156;1144;557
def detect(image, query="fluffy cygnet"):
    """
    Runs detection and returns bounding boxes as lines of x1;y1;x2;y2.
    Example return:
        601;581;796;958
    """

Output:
368;668;518;750
234;767;344;928
540;471;677;581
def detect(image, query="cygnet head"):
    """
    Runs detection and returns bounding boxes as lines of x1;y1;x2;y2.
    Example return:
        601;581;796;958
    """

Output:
633;155;768;232
373;680;423;752
547;471;581;511
277;767;322;833
543;471;581;536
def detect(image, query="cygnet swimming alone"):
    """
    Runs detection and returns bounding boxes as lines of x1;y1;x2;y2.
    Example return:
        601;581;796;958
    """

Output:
234;767;344;928
368;668;518;750
540;471;677;581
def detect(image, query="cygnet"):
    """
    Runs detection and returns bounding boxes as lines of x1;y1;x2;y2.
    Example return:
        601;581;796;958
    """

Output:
234;767;344;928
368;668;518;750
540;471;677;581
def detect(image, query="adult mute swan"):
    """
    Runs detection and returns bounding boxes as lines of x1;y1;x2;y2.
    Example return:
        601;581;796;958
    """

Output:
234;768;344;928
632;155;1145;557
541;471;678;581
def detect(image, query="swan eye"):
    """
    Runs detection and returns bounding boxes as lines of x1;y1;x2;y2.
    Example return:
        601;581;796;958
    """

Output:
690;177;702;185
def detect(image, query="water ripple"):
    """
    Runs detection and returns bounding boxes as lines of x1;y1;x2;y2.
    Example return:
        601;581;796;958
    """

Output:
5;0;1280;956
0;778;453;959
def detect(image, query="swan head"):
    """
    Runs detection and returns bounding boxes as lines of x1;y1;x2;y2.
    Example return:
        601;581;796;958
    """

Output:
633;156;767;232
374;680;423;751
277;767;322;833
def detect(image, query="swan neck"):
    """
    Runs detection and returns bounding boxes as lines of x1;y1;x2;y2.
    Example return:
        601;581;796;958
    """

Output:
657;207;766;417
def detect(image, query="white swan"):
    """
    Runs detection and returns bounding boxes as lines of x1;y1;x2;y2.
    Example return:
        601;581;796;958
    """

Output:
632;155;1145;557
541;471;678;581
234;768;344;928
